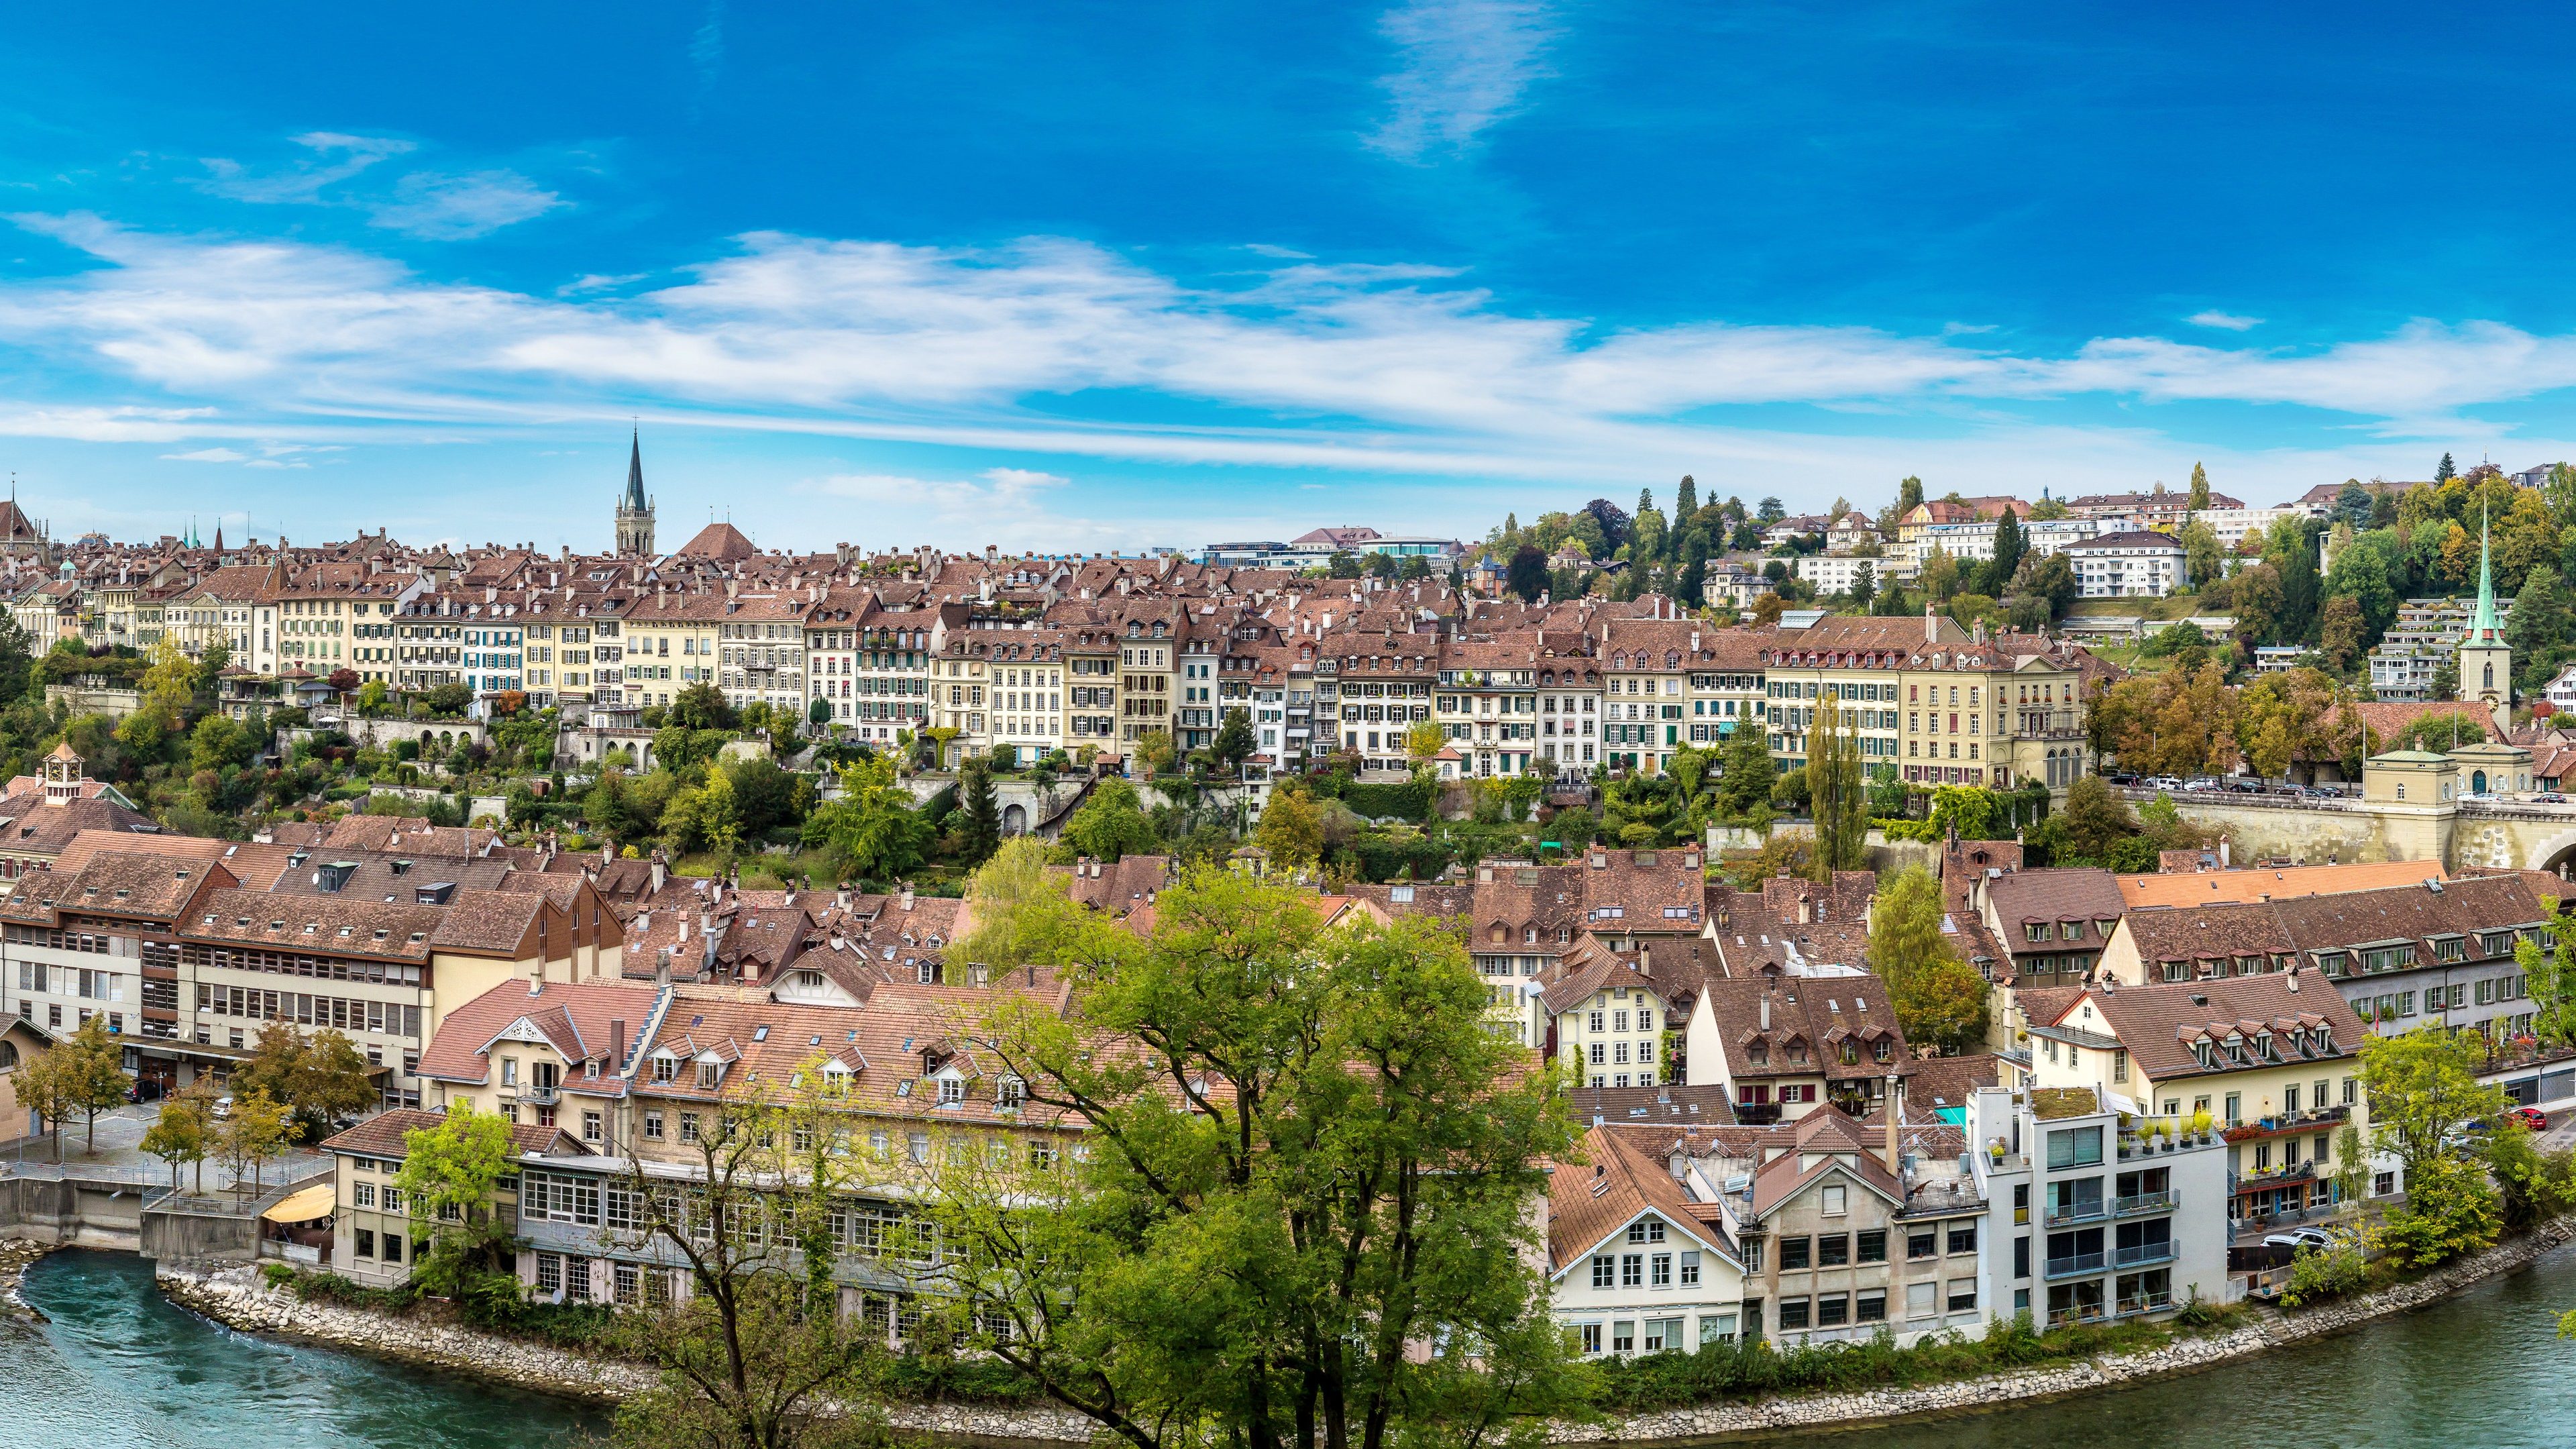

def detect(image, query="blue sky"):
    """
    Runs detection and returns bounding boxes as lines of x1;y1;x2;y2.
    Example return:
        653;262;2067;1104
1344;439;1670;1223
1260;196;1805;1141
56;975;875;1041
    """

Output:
6;3;2576;552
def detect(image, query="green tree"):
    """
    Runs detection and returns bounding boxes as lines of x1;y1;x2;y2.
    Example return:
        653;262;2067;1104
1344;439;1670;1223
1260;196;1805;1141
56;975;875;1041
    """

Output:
218;1089;293;1199
1403;719;1447;765
2188;461;2211;511
1209;708;1256;775
1711;724;1777;824
1976;511;2026;596
141;1087;214;1194
956;837;1077;972
50;1014;131;1156
1505;543;1550;602
2176;517;2223;591
396;1104;521;1293
1810;697;1868;876
2436;451;2457;484
2508;565;2575;693
959;761;1002;866
1061;775;1159;861
1133;727;1179;777
1848;559;1877;610
800;755;932;881
666;682;740;732
606;1058;891;1449
2360;1025;2508;1180
2376;1155;2501;1269
2516;902;2576;1048
1253;776;1325;869
924;871;1584;1449
233;1022;375;1142
1867;865;1986;1053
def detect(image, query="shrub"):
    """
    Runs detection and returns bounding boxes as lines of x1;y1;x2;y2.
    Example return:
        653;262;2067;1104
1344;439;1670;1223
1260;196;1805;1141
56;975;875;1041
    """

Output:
2279;1244;2367;1309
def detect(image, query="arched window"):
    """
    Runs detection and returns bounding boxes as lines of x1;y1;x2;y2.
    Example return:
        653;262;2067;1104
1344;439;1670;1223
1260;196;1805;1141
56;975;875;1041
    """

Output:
0;1040;16;1069
2484;662;2496;690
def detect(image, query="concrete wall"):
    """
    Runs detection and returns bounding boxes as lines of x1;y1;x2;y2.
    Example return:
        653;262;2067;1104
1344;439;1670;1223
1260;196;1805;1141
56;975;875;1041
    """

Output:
0;1175;150;1248
142;1199;264;1262
2162;794;2576;875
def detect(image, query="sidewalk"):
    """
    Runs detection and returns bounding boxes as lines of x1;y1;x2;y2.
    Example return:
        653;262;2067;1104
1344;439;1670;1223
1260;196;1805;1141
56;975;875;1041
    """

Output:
0;1103;330;1194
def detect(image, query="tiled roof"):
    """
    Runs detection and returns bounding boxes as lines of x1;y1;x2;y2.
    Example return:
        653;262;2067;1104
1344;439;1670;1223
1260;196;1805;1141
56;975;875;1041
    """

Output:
322;1106;574;1159
1547;1124;1738;1273
2116;860;2447;909
2045;975;2366;1082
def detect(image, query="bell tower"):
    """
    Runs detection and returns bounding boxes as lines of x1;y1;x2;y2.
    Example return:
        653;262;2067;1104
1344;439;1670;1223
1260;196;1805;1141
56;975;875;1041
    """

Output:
614;431;656;558
2456;502;2512;731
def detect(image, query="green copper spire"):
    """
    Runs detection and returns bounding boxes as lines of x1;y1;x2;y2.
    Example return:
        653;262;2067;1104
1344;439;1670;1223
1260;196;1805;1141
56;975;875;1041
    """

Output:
2471;498;2502;641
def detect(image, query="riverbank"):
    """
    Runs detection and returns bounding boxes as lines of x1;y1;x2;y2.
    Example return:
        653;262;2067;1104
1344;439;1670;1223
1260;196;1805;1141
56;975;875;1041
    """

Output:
142;1214;2576;1449
1560;1212;2576;1445
0;1237;49;1321
154;1260;1099;1444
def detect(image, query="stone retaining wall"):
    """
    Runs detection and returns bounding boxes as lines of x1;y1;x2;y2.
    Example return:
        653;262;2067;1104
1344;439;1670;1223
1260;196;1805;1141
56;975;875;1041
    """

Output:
1558;1213;2576;1445
154;1262;1097;1443
147;1214;2576;1449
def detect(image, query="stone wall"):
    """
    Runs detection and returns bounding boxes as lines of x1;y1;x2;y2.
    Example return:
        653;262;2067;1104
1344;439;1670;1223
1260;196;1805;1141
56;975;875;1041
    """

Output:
156;1263;1099;1443
1553;1213;2576;1446
148;1212;2576;1449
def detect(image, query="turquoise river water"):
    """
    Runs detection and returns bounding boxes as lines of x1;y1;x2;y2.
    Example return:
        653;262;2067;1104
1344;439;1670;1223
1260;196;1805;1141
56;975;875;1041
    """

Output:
5;1244;2576;1448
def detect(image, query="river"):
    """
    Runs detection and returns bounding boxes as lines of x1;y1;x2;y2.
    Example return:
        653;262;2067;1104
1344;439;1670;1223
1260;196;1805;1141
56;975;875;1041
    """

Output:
5;1244;2573;1448
1;1251;605;1448
1722;1239;2576;1449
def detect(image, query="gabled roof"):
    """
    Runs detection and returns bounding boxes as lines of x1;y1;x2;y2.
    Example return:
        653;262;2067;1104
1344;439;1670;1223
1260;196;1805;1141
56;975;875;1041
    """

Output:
1547;1124;1739;1274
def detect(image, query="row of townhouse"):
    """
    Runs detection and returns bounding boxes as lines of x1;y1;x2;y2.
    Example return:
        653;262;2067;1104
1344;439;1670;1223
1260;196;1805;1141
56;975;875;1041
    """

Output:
1;824;625;1108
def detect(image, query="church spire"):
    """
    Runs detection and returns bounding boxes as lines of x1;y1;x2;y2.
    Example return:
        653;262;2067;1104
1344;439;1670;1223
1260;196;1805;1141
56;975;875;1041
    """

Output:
2471;496;2501;641
623;429;647;511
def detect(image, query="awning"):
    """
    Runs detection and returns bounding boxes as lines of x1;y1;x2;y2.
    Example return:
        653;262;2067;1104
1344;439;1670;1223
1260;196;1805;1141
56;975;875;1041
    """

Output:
261;1185;337;1223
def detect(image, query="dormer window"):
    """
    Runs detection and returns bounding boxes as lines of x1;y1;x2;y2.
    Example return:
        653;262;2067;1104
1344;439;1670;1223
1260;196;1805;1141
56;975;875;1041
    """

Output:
998;1076;1025;1108
698;1061;722;1090
652;1055;678;1083
938;1077;966;1105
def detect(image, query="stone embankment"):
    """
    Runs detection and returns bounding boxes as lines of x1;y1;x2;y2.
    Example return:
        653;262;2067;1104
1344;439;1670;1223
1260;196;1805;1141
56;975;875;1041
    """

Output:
1558;1213;2576;1445
154;1261;1097;1443
0;1238;49;1321
144;1214;2576;1448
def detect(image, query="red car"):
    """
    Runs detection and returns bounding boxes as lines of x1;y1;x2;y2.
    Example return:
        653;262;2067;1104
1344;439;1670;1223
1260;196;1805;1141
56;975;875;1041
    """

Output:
2509;1106;2551;1131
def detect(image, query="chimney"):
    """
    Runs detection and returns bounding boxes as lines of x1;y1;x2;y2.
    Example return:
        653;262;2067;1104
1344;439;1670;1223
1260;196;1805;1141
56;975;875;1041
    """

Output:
900;882;915;912
610;1018;627;1071
1798;893;1813;926
2286;964;2301;994
1925;602;1939;645
2220;841;2231;868
1884;1073;1902;1173
1760;985;1772;1030
654;949;671;985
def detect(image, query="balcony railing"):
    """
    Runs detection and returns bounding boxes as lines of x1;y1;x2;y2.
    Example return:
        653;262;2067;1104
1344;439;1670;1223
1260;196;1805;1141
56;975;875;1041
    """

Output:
2113;1189;2179;1218
2112;1240;2178;1269
519;1085;561;1106
1735;1101;1784;1125
2043;1250;2107;1280
2045;1198;2108;1226
2046;1303;2110;1328
2114;1291;2175;1318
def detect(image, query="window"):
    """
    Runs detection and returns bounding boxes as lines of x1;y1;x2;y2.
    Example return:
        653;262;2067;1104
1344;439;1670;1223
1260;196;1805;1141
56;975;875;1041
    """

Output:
1580;1324;1602;1354
1679;1250;1701;1286
1821;1183;1847;1216
354;1182;376;1208
1780;1236;1812;1270
1907;1228;1937;1260
354;1228;375;1258
1628;1219;1666;1244
1948;1222;1978;1255
1651;1252;1672;1287
1777;1297;1811;1330
1816;1293;1849;1328
1856;1289;1887;1324
2046;1126;2102;1169
1856;1229;1887;1263
1621;1254;1644;1288
1905;1281;1936;1319
1817;1234;1849;1267
1948;1279;1977;1312
680;1112;700;1143
643;1110;664;1140
1591;1256;1614;1289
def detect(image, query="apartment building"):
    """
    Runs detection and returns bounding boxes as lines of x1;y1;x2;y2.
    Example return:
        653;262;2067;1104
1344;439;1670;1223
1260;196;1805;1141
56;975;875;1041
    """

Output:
1334;643;1440;776
1436;638;1541;778
1964;1083;2229;1330
1061;625;1120;752
1758;612;2089;792
1548;1124;1747;1357
2063;531;2189;598
931;632;995;765
1683;971;1915;1124
2022;974;2371;1222
621;592;724;712
1114;615;1179;750
985;630;1069;761
712;592;810;718
1536;656;1603;779
2097;873;2551;1044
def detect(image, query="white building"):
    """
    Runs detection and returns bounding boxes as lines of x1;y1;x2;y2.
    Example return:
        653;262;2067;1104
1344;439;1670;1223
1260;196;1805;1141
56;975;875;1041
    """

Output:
1547;1124;1748;1358
1907;517;2097;567
2063;531;2188;598
1964;1083;2231;1328
1792;555;1888;596
2190;506;2310;549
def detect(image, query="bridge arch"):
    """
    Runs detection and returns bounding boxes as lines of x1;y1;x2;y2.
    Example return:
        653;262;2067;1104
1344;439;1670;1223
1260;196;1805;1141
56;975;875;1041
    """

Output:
2527;828;2576;879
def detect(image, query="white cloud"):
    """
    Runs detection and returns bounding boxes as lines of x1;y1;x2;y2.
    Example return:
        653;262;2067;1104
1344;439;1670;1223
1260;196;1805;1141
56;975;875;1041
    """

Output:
199;133;417;205
368;170;564;240
13;215;2576;508
1366;0;1559;162
162;446;247;462
2189;310;2264;331
805;466;1111;551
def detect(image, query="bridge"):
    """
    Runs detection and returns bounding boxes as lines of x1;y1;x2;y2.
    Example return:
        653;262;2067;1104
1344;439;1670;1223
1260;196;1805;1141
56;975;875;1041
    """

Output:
2143;787;2576;879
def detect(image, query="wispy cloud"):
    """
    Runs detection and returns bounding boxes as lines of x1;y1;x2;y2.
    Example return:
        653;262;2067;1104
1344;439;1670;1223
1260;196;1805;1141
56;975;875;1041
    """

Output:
161;446;247;462
7;215;2576;500
2189;310;2263;331
199;132;417;205
197;133;562;239
1366;0;1560;162
804;466;1103;551
369;170;564;239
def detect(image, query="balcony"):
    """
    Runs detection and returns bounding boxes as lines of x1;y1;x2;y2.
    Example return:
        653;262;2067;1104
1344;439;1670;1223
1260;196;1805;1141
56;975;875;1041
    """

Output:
2112;1240;2177;1269
2043;1251;2107;1280
2044;1198;2108;1227
2220;1104;2351;1142
2113;1189;2179;1218
2231;1161;2318;1195
2114;1291;2174;1318
517;1085;561;1107
1734;1101;1784;1126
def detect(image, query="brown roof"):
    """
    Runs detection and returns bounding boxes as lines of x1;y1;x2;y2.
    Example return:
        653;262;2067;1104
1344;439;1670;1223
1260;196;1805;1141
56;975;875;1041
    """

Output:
1987;868;2128;961
1547;1124;1739;1273
2120;874;2544;985
321;1106;574;1159
1695;973;1914;1082
415;978;662;1090
2044;975;2367;1082
2117;860;2447;909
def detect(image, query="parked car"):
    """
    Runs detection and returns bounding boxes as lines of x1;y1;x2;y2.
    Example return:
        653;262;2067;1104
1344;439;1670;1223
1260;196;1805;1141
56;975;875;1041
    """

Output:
2183;777;2222;792
2105;772;2141;787
125;1079;164;1105
2263;1227;2339;1251
2143;775;2184;791
2536;792;2569;804
211;1095;233;1120
2509;1105;2551;1131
